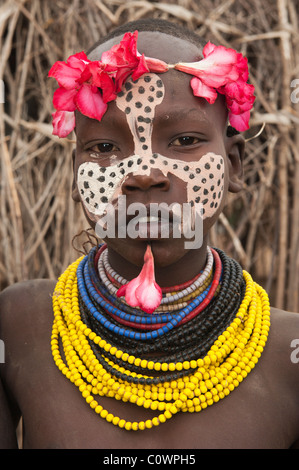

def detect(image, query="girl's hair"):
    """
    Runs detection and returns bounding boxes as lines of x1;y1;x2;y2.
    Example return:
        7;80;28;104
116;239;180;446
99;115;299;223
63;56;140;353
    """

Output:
87;18;206;55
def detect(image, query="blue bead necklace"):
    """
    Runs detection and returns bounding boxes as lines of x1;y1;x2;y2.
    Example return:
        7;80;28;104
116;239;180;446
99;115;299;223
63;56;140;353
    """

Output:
76;246;217;341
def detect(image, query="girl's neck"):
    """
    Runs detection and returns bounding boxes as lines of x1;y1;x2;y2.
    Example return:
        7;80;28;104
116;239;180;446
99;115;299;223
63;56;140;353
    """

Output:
106;237;209;287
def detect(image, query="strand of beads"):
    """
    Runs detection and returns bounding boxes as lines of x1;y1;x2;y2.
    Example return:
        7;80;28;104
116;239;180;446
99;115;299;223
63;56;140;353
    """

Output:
81;247;244;365
99;245;215;305
82;246;220;332
51;257;270;431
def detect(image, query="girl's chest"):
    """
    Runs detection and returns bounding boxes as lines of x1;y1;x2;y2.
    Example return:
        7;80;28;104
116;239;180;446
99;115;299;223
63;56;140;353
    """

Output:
18;359;295;449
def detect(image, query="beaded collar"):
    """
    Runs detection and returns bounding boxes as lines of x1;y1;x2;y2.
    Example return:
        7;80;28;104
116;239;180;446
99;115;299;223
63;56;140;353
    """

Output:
51;245;270;431
48;31;255;137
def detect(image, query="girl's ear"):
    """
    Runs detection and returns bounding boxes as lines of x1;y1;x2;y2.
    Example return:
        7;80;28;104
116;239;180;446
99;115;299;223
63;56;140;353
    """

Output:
72;149;81;202
226;133;245;193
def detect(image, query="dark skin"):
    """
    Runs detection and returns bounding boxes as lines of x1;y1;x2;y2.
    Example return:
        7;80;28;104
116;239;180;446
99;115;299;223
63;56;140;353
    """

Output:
0;32;299;449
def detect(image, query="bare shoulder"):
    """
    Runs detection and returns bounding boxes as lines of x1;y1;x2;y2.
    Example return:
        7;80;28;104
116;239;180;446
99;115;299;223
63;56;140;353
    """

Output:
265;306;299;388
0;278;56;317
0;279;56;356
269;306;299;350
267;307;299;448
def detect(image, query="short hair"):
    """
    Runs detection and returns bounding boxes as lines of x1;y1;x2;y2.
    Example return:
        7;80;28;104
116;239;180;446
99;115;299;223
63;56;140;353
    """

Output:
87;18;206;55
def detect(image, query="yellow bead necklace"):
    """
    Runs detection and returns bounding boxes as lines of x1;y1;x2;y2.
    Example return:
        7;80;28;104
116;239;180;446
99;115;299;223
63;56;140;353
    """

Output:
51;254;270;431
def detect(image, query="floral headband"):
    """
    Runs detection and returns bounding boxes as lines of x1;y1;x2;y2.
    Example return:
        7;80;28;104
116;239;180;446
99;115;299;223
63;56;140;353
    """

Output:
48;31;255;138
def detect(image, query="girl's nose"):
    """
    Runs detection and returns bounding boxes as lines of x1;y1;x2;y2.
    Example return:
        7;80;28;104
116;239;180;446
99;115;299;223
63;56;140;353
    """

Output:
121;168;170;194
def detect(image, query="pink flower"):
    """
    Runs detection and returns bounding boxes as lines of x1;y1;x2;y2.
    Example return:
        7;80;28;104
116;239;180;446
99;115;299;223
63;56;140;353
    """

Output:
144;56;169;73
228;110;251;132
51;110;76;138
84;61;117;102
48;33;254;137
48;32;168;138
220;80;255;131
117;245;162;314
173;41;255;131
190;77;218;104
48;51;89;89
175;42;239;88
100;31;167;92
101;31;146;92
49;51;107;136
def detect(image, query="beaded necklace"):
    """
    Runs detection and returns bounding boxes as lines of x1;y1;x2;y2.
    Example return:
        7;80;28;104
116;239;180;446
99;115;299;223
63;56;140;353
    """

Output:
51;245;270;431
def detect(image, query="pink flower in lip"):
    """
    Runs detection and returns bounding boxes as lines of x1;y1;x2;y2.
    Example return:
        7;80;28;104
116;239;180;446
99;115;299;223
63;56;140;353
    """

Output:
117;245;162;314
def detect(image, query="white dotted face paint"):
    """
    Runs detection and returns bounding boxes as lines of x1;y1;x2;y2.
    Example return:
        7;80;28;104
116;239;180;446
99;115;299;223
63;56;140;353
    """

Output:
77;74;225;222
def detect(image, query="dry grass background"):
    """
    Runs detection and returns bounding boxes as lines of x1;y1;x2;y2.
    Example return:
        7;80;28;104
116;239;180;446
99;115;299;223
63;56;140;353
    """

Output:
0;0;298;312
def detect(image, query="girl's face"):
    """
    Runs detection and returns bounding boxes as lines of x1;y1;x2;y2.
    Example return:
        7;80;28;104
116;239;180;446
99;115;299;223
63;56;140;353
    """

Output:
73;32;243;274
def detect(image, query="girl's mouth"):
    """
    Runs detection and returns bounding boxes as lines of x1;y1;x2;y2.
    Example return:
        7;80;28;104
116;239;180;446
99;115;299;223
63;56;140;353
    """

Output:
133;215;174;239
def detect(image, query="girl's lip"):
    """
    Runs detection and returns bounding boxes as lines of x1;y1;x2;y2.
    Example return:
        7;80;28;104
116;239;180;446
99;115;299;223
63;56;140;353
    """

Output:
111;202;186;240
135;216;173;238
125;204;175;224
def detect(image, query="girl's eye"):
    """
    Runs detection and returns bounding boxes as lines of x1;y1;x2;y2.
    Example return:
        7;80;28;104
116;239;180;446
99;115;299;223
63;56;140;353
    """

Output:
170;136;201;147
89;142;119;154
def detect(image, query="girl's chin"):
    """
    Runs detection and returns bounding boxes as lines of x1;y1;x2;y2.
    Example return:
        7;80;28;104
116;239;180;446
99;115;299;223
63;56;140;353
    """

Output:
105;235;201;268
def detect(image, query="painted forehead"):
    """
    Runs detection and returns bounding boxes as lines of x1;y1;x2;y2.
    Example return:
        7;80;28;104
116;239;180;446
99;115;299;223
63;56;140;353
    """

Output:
77;73;225;221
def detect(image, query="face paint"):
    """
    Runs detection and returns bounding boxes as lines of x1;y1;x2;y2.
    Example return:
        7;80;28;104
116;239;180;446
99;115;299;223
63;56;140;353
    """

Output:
78;152;224;218
77;74;225;226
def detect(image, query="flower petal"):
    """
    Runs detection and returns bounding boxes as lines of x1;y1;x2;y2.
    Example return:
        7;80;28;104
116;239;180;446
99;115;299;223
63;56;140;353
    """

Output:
48;61;82;89
135;245;162;313
66;51;89;70
135;281;162;314
87;62;117;102
175;43;239;88
131;54;149;80
144;56;169;73
117;276;141;307
202;41;216;57
116;244;162;313
190;77;218;104
52;110;75;137
229;110;250;132
75;83;107;121
53;87;77;111
101;31;139;68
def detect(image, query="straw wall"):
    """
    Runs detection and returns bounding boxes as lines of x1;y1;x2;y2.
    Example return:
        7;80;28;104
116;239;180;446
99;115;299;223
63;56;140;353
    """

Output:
0;0;298;312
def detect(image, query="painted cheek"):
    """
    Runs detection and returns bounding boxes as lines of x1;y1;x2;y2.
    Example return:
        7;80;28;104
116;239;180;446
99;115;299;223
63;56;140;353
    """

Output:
185;153;225;219
77;73;166;217
76;73;224;222
76;152;225;220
